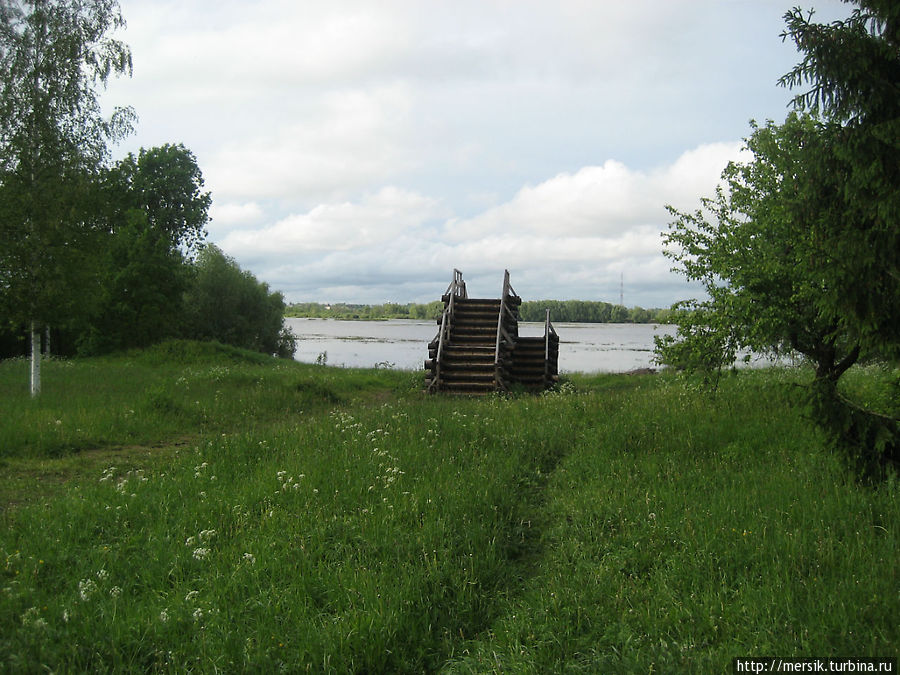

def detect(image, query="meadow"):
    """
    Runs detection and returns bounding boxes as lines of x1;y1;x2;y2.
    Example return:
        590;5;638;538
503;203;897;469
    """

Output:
1;342;897;672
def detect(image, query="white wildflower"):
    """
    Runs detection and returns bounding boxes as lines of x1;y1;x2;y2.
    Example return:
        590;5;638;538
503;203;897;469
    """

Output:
242;552;256;565
192;547;210;561
192;607;204;622
198;529;217;542
184;590;199;602
78;579;98;601
110;586;122;598
21;606;46;628
96;569;109;580
185;536;196;547
159;608;169;623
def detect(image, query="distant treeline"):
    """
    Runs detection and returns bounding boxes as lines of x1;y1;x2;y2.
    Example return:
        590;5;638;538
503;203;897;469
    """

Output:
519;300;671;324
286;301;672;324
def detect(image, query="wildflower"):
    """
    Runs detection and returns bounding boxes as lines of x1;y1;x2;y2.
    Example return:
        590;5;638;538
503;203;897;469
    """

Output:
198;529;217;542
185;590;199;602
192;547;210;561
78;579;98;601
185;536;196;547
242;552;256;565
110;586;122;597
192;608;204;622
62;609;70;623
21;607;43;627
159;608;169;623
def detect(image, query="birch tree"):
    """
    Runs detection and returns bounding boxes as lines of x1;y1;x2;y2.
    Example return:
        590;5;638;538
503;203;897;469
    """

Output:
0;0;134;395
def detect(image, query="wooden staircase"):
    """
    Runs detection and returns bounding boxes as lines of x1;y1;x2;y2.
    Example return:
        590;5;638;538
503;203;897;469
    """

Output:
425;269;559;394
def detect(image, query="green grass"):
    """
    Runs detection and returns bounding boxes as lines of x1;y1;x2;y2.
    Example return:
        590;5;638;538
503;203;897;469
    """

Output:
0;346;897;672
0;340;412;460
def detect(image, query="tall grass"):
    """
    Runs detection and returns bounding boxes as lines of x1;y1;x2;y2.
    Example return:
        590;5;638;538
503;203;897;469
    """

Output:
0;340;410;459
1;348;896;672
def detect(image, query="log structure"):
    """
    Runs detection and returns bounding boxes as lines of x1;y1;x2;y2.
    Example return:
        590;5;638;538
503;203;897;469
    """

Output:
425;269;559;394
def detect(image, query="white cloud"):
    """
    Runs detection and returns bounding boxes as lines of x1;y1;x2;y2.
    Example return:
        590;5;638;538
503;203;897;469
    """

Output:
202;84;416;205
221;141;741;307
209;202;264;228
220;186;442;254
101;0;851;306
445;142;742;240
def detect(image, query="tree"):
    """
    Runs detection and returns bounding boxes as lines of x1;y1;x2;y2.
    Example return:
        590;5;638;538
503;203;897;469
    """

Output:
80;145;211;354
779;1;900;359
111;144;210;259
0;0;134;395
657;114;896;476
183;245;296;358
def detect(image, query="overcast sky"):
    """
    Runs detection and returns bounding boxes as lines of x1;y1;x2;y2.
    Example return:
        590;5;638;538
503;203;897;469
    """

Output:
101;0;848;308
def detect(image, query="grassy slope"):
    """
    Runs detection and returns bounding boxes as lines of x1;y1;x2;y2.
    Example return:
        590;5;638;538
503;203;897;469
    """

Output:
0;344;896;672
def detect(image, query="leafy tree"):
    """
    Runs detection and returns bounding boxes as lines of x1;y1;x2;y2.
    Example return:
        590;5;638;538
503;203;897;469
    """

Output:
80;145;211;354
779;1;900;358
657;114;896;476
609;305;629;323
0;0;134;394
184;245;296;358
111;144;210;258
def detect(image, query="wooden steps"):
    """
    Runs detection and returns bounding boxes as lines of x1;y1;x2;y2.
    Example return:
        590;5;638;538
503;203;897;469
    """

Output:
425;270;557;395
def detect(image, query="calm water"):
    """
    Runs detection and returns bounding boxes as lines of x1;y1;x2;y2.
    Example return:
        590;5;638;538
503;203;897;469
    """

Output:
286;318;676;373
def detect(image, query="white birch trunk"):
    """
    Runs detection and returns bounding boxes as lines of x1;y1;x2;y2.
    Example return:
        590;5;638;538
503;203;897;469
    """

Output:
30;322;41;397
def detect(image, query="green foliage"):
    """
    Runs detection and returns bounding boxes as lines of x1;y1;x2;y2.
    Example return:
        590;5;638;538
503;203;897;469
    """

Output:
109;143;210;258
287;300;670;324
808;377;900;481
183;246;296;358
658;115;859;382
0;359;897;670
0;0;135;332
519;299;666;323
286;301;445;321
77;144;212;355
653;299;740;388
78;210;191;354
779;1;900;358
655;111;900;476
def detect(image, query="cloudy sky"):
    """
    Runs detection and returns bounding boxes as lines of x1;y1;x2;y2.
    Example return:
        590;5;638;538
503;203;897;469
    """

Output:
101;0;847;308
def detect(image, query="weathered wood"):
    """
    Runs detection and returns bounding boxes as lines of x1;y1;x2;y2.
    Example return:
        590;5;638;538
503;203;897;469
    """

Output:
426;269;559;394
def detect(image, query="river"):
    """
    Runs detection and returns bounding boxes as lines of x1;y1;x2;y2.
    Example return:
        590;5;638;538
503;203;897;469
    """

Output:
285;318;677;373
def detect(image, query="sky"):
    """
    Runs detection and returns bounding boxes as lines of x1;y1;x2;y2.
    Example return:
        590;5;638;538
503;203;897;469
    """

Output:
100;0;849;309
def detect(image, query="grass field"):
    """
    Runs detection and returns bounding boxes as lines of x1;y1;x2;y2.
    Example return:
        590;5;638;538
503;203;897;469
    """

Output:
1;342;897;672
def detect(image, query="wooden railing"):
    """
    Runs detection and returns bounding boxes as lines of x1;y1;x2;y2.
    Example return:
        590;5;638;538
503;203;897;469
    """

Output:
494;269;519;386
429;269;467;392
544;308;558;385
